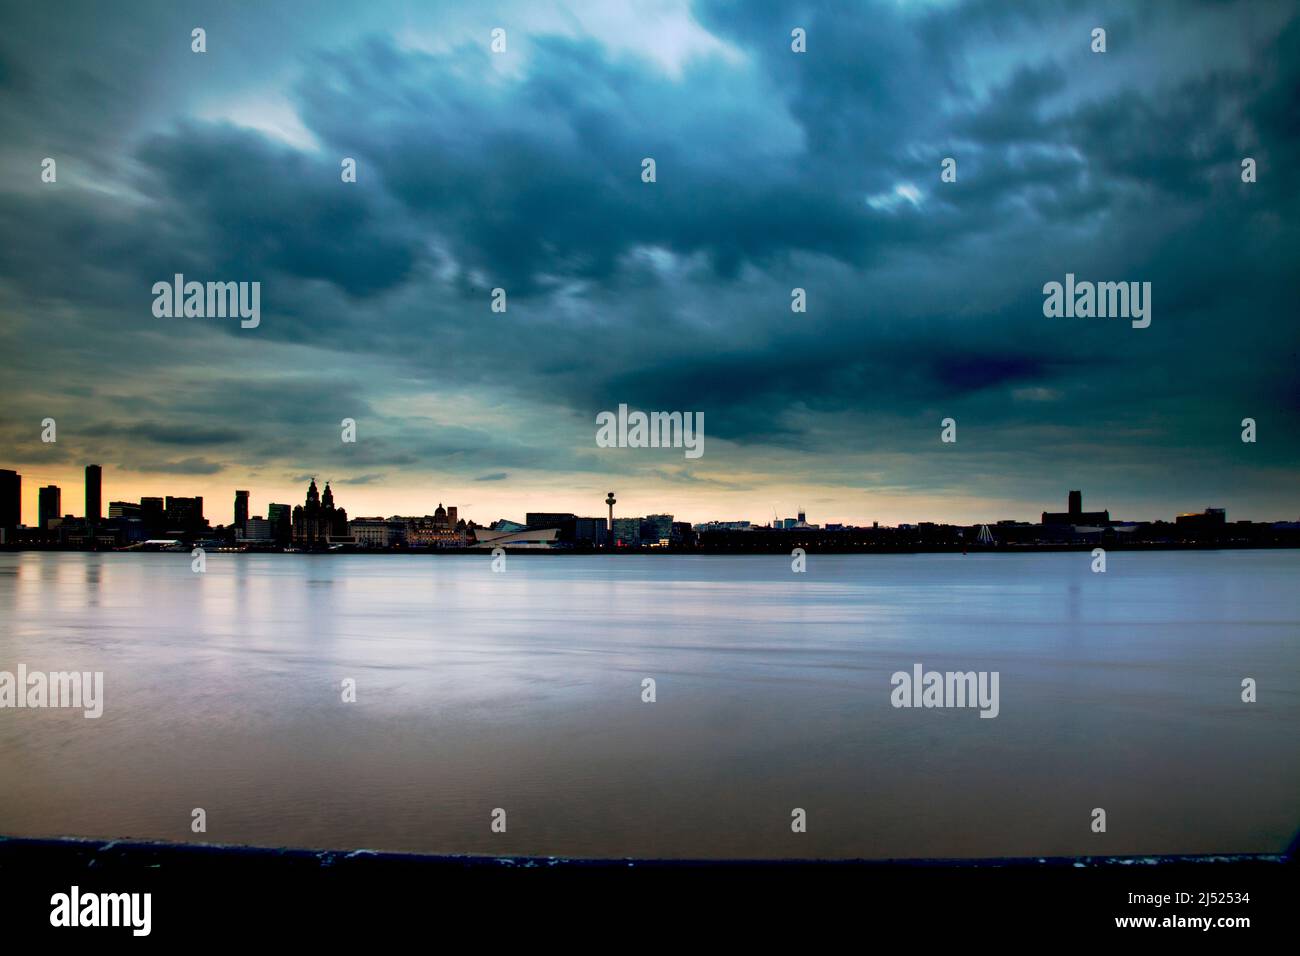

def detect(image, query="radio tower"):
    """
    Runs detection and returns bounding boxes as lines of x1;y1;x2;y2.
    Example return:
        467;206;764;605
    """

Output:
605;491;616;549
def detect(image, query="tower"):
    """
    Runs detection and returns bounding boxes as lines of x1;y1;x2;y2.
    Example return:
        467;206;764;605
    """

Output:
0;469;19;536
85;464;102;522
1068;490;1082;516
39;485;61;530
605;492;616;547
234;490;249;530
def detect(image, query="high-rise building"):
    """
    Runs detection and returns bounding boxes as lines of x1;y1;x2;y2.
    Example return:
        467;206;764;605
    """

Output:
0;469;19;536
234;490;250;530
38;485;61;529
85;464;102;522
268;503;292;545
571;517;608;547
165;496;205;532
641;514;674;544
140;497;165;533
612;516;642;547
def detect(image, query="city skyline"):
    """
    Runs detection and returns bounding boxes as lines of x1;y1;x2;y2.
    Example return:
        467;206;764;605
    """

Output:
2;460;1293;531
2;2;1299;532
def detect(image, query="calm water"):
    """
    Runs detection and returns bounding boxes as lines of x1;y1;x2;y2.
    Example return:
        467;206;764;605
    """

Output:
1;550;1297;859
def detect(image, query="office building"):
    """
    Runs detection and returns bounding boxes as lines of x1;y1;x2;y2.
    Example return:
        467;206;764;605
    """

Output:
38;485;61;530
237;516;273;543
234;490;250;530
85;464;102;522
140;497;165;533
641;514;674;545
268;503;292;545
611;517;642;546
0;469;18;537
165;496;206;532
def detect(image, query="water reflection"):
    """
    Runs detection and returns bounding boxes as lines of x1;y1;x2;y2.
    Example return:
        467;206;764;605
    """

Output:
0;550;1296;859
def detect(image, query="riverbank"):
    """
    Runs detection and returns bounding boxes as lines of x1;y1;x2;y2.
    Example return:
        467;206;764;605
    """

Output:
2;835;1292;940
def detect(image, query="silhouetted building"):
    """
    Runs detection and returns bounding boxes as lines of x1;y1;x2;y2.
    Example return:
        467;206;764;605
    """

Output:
571;517;608;546
109;501;142;518
268;503;292;545
234;490;249;531
140;497;165;533
1042;490;1109;526
238;516;273;543
85;464;102;523
612;517;642;547
165;496;205;533
349;517;409;548
0;469;18;538
1176;508;1227;533
38;485;61;530
641;514;674;545
526;512;575;528
292;479;348;548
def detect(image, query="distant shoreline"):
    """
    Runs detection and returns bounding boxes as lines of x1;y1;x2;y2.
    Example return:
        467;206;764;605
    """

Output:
3;542;1300;556
2;833;1291;868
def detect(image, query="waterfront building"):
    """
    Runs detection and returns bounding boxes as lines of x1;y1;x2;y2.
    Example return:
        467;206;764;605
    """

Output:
237;516;273;543
291;479;349;548
0;469;18;539
85;464;102;522
165;496;206;533
641;514;674;546
234;490;250;531
140;497;165;533
38;485;61;530
1041;490;1110;526
526;512;575;528
350;517;404;548
109;501;142;518
612;516;642;547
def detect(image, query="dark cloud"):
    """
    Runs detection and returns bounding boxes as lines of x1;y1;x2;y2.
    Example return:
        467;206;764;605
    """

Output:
0;0;1297;518
127;457;226;475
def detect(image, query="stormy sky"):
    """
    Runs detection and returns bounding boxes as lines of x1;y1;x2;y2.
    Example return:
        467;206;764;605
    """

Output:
1;0;1297;527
